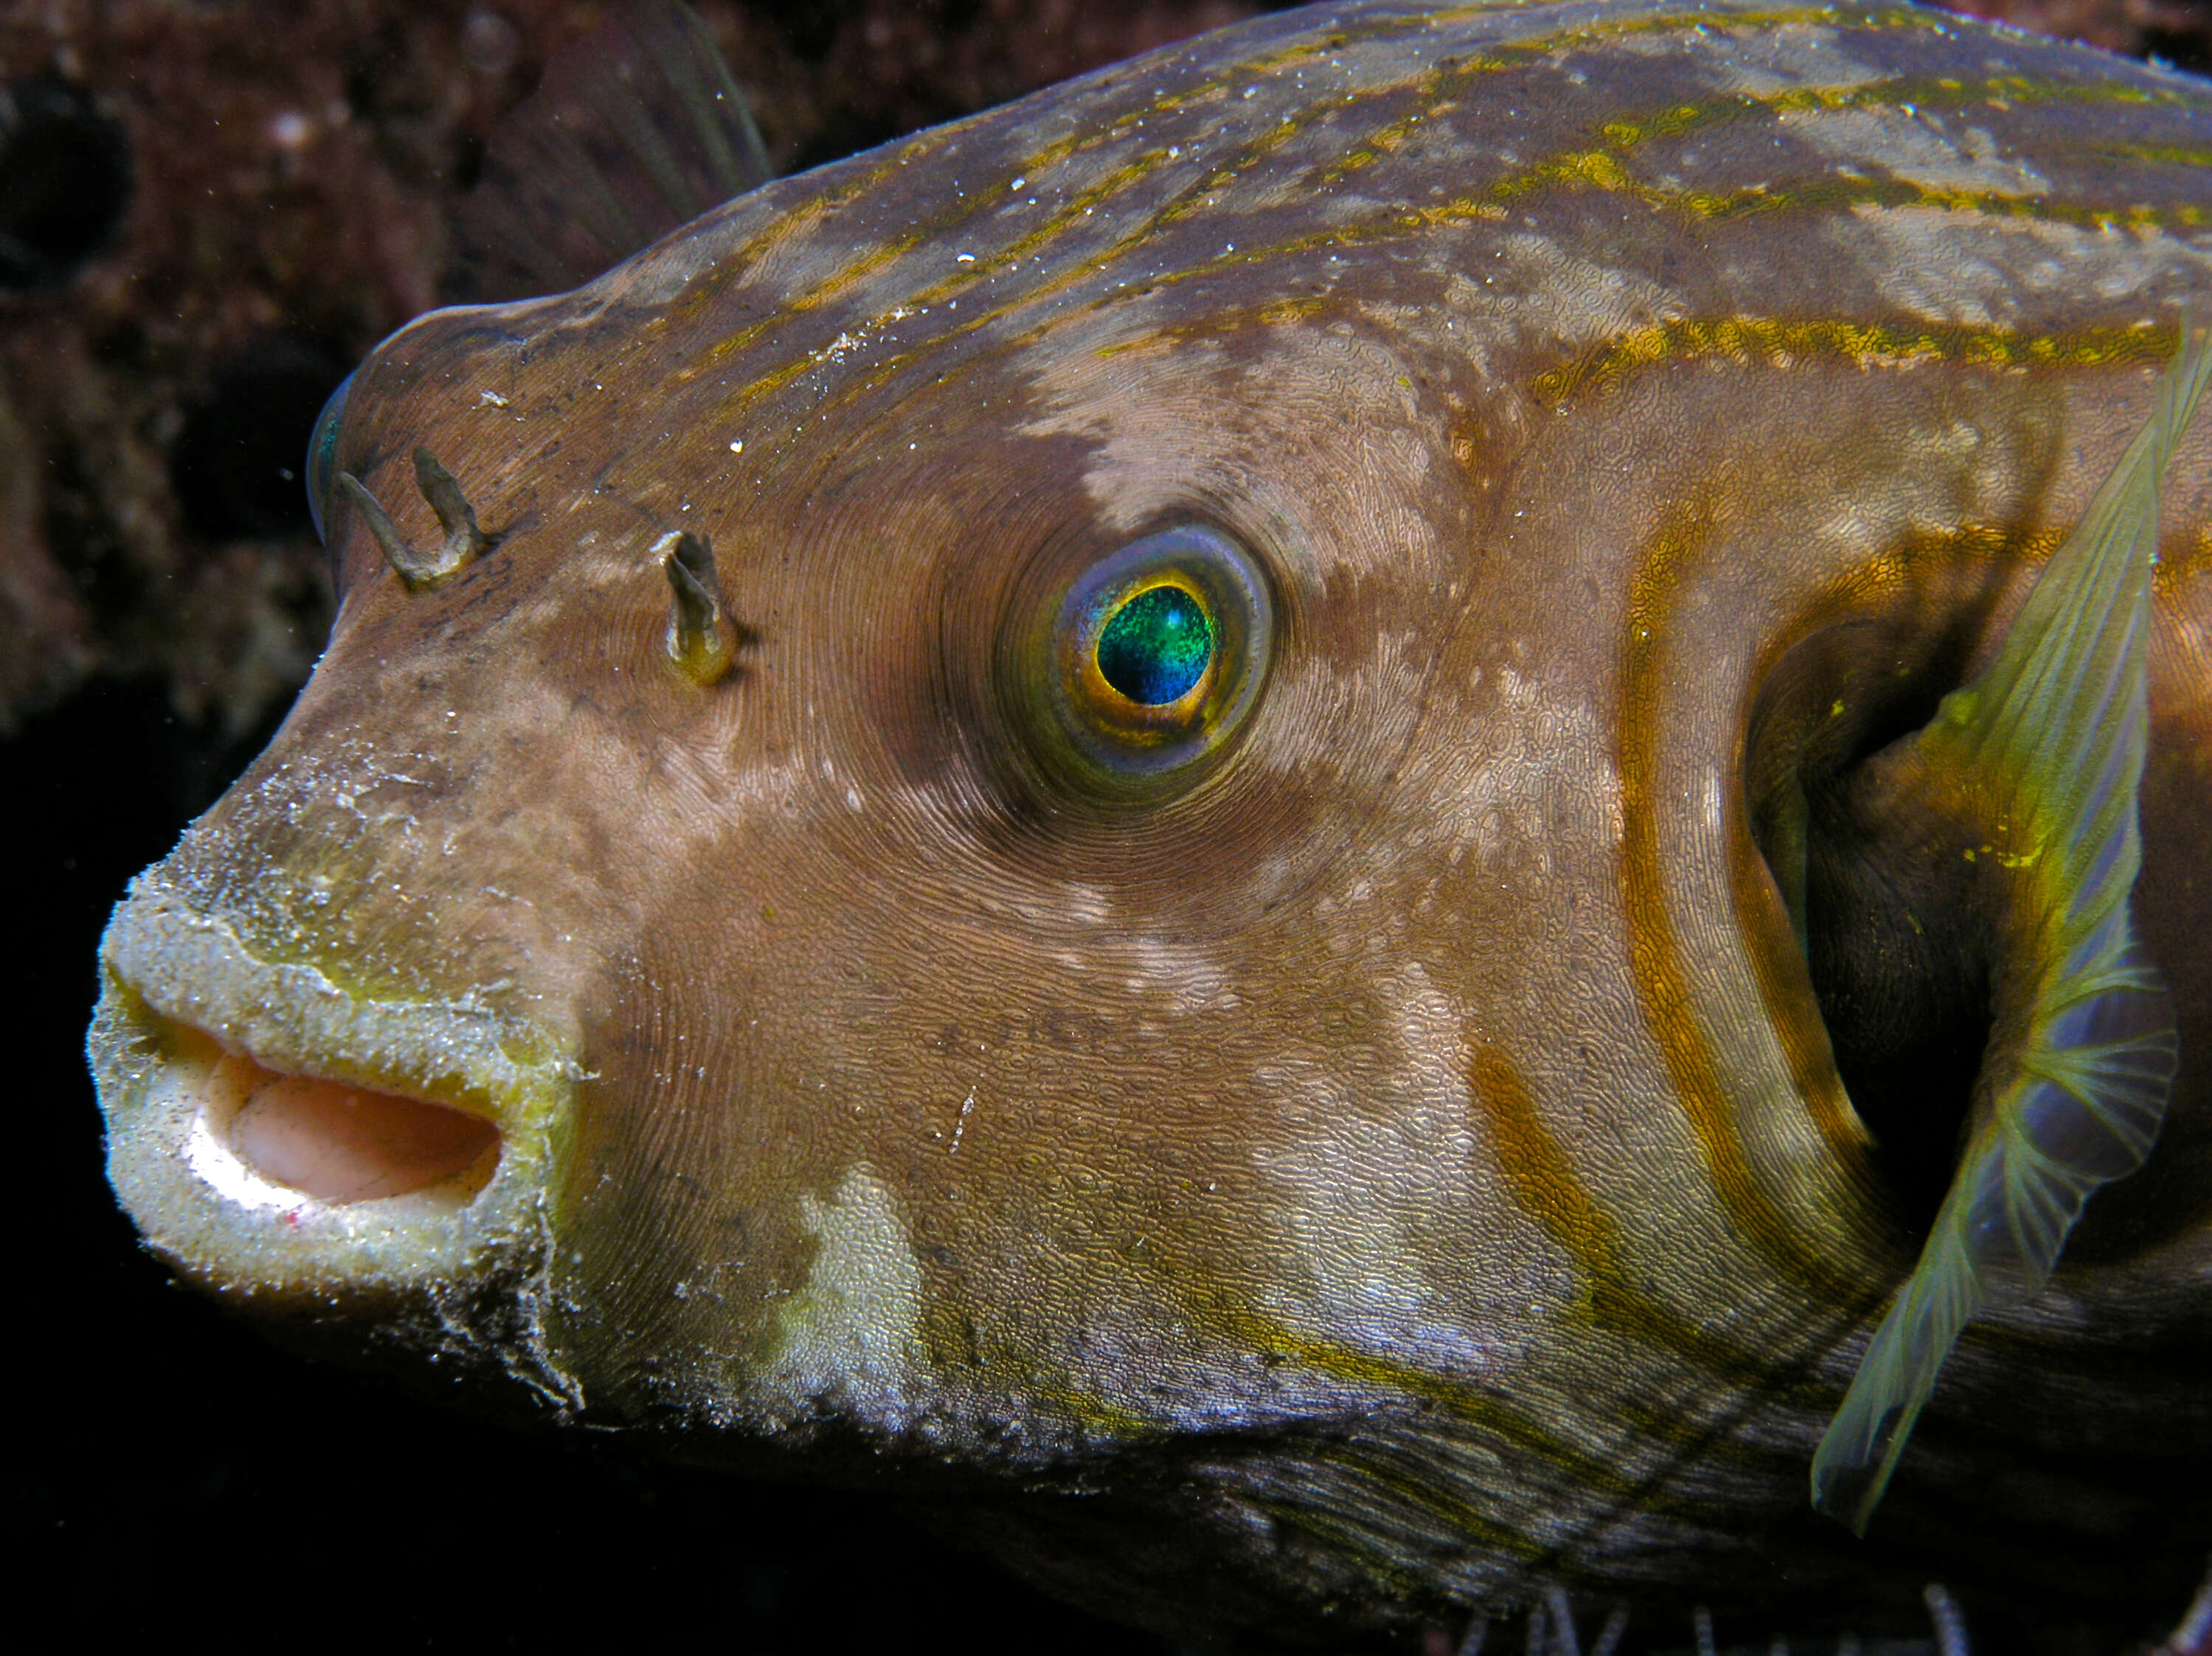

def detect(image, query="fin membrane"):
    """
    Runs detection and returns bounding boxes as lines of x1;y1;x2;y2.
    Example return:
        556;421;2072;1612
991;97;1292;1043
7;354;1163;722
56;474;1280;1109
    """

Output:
1811;324;2211;1533
449;0;772;303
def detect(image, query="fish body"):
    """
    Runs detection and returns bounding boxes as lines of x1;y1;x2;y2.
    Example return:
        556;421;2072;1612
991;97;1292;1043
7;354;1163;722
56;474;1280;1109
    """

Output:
89;2;2212;1649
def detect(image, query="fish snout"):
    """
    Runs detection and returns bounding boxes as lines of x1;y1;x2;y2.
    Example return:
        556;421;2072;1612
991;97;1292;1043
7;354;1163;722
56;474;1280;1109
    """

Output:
89;880;583;1410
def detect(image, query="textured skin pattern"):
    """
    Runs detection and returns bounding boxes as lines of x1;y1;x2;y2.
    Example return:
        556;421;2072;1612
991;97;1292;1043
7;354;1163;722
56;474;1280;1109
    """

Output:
90;3;2210;1649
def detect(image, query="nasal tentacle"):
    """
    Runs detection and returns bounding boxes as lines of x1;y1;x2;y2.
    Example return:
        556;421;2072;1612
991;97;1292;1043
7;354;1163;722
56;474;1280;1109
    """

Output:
336;447;491;588
658;528;737;683
412;447;492;563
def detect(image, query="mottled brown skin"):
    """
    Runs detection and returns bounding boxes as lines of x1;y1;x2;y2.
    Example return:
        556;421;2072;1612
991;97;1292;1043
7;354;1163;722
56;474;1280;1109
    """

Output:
90;3;2212;1649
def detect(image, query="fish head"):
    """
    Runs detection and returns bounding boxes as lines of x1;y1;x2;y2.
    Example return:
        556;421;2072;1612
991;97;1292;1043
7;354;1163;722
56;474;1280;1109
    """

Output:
91;82;1546;1458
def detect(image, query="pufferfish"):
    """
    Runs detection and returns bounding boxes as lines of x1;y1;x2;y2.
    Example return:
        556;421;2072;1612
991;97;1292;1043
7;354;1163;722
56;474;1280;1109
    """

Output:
87;1;2212;1650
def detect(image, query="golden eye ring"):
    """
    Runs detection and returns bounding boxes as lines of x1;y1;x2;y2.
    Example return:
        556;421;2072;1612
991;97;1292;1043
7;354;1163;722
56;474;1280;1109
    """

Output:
1045;525;1273;782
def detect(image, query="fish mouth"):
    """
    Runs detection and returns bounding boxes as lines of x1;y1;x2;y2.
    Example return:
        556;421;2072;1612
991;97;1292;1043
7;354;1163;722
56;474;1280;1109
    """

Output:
89;878;578;1308
179;1040;502;1210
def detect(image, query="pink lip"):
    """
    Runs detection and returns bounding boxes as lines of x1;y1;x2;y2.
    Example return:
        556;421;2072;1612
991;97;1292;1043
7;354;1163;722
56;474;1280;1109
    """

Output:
218;1052;502;1205
175;1038;503;1210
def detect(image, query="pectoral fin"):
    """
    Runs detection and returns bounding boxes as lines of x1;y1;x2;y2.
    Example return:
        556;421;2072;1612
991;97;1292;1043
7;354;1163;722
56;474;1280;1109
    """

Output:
448;0;773;304
1810;324;2210;1533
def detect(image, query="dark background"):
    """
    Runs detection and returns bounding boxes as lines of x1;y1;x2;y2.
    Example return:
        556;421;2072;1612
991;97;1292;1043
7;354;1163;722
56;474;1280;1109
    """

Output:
7;3;2211;1652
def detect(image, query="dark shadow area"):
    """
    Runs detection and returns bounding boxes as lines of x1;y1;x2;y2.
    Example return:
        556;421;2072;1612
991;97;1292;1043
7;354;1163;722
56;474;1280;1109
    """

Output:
0;77;133;291
756;0;874;61
171;334;352;542
1745;594;2003;1236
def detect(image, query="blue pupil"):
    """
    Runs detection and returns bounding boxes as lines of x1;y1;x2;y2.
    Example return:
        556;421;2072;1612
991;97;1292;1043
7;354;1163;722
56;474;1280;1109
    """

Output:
1096;585;1212;705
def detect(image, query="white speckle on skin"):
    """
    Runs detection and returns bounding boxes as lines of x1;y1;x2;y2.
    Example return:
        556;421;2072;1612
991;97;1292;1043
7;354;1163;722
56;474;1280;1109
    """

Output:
1841;205;2212;325
1018;325;1436;573
1400;665;1622;876
1119;937;1240;1012
1656;23;1888;95
1249;966;1551;1379
1782;105;2048;198
758;1166;927;1428
1434;238;1681;382
1057;883;1112;927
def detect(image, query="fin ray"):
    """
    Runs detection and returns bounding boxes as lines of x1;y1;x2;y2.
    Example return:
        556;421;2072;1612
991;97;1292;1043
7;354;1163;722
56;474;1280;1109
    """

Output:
1811;323;2208;1533
449;0;773;304
1811;1183;1984;1533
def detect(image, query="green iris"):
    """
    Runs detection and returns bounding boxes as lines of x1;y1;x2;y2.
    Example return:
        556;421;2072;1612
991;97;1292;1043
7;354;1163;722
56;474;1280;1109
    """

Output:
1096;585;1212;704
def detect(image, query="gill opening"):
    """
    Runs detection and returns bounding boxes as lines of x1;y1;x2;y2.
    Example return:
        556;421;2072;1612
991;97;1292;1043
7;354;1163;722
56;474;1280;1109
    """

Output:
1746;598;2002;1235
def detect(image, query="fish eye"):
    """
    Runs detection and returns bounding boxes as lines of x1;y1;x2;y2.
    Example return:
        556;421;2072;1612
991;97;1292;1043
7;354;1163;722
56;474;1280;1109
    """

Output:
1096;583;1212;704
1045;525;1273;784
303;368;353;547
